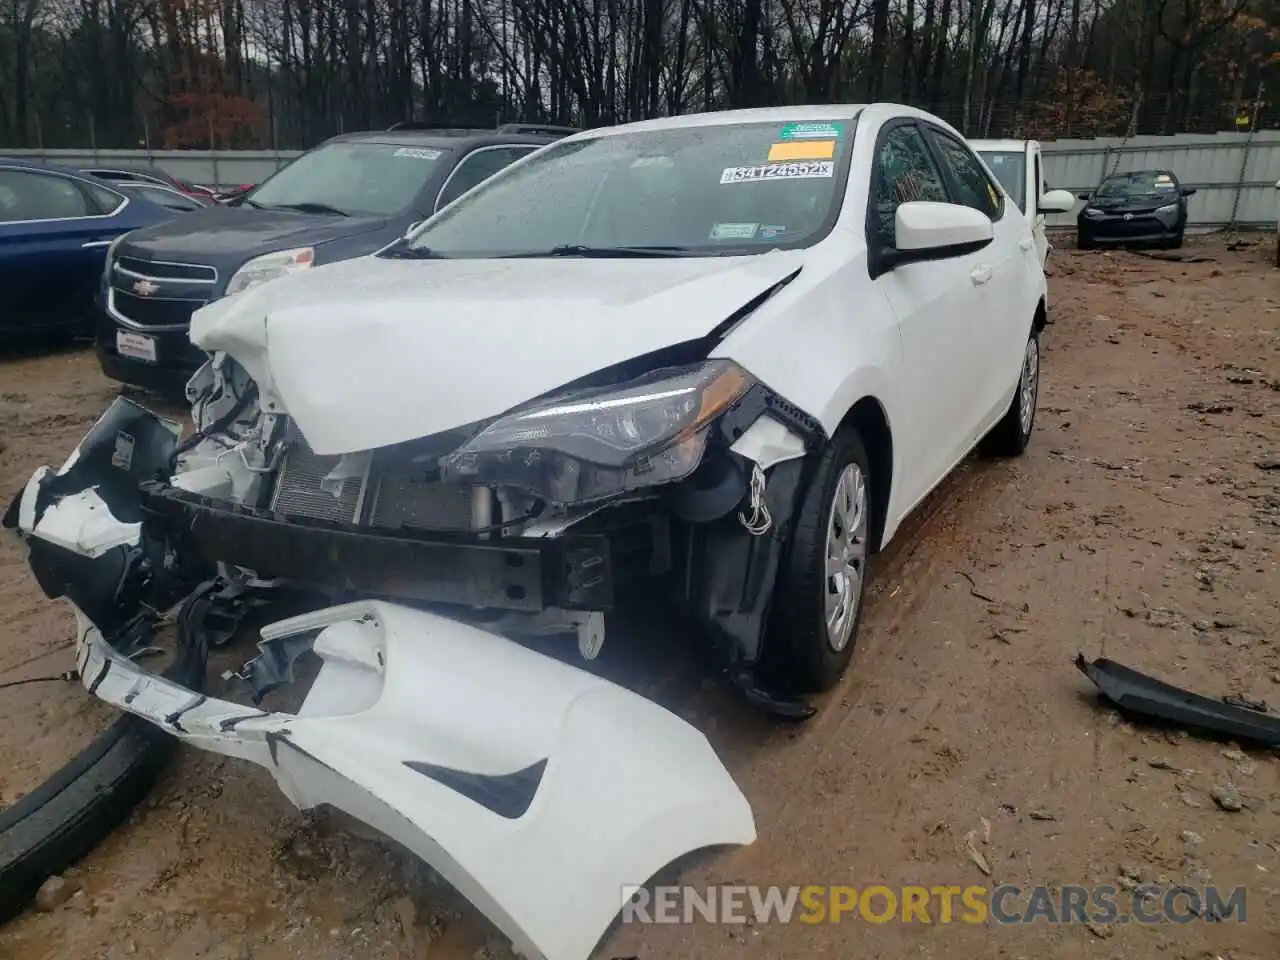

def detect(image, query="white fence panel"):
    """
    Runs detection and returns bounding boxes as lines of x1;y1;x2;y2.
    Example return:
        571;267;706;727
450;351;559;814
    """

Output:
1039;132;1280;229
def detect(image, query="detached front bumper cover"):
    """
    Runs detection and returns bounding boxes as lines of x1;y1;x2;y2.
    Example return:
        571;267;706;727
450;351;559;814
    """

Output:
7;401;758;960
76;598;755;960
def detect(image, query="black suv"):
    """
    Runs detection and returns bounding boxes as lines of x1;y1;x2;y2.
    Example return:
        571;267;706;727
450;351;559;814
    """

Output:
96;122;577;393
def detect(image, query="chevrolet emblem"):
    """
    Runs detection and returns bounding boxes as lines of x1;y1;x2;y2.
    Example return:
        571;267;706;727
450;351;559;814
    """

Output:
132;279;160;296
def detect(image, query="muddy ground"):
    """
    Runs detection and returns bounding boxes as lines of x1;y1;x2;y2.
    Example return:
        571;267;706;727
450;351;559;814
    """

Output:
1;236;1278;960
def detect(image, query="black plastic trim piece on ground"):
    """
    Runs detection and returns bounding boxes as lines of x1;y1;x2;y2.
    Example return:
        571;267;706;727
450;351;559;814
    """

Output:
0;584;216;923
1075;653;1280;747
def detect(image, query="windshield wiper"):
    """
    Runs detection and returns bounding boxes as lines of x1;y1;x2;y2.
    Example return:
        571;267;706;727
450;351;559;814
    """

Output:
502;244;690;259
379;244;448;260
262;201;352;217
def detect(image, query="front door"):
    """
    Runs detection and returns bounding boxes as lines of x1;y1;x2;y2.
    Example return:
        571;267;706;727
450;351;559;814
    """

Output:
868;121;992;505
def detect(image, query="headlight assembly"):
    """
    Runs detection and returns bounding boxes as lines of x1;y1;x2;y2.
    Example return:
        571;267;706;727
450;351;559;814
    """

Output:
1083;207;1104;218
439;359;755;505
225;247;315;297
1155;203;1179;215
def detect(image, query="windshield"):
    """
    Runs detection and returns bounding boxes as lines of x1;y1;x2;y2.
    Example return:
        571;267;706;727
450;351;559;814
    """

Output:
976;151;1026;213
246;141;449;217
1095;171;1179;201
401;118;856;257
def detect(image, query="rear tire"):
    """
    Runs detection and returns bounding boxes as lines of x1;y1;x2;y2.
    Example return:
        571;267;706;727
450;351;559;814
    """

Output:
980;328;1040;458
766;427;872;693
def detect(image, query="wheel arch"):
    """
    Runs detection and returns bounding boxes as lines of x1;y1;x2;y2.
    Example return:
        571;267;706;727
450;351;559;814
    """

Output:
833;396;893;553
1032;296;1047;333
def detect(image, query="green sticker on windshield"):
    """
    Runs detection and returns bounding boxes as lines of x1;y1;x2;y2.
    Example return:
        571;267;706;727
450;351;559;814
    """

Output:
778;122;842;141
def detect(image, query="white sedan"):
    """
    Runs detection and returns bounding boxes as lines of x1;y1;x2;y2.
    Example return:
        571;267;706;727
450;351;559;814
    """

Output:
6;103;1074;960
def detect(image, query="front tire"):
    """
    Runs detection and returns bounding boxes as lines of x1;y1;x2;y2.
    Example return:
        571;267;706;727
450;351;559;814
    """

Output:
766;427;872;693
1077;231;1095;250
979;328;1040;458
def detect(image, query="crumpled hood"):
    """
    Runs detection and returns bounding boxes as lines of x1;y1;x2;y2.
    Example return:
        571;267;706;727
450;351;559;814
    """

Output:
191;251;805;455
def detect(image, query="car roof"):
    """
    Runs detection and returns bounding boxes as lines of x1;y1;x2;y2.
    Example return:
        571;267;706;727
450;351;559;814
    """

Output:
82;165;175;177
1103;168;1177;180
0;155;101;178
572;104;867;139
321;129;566;150
969;139;1032;152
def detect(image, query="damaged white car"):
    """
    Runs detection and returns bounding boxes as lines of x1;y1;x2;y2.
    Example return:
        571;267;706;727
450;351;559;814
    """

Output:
4;104;1047;958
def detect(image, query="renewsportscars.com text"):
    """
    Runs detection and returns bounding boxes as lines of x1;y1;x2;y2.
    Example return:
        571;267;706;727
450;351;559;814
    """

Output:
620;883;1247;926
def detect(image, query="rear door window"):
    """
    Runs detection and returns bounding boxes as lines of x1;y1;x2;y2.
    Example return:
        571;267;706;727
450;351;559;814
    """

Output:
928;130;1003;220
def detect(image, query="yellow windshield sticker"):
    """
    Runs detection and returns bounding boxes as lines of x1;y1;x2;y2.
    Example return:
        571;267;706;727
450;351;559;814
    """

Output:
768;139;836;162
987;182;999;207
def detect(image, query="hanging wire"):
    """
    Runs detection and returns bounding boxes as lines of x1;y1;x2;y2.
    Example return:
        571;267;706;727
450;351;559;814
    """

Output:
0;670;79;692
737;463;773;536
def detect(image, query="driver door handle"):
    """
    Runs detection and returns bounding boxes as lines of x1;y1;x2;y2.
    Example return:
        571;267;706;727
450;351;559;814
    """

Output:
970;265;993;285
1018;238;1034;251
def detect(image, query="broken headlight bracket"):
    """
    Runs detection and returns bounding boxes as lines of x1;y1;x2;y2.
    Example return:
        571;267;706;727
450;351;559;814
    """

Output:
671;384;827;720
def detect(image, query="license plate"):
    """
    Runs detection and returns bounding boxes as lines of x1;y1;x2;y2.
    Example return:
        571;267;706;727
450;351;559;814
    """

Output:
116;331;157;363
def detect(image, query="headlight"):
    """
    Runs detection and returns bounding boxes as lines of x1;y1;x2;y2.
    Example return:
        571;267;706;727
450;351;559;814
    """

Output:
1083;207;1104;217
225;247;315;297
440;360;755;505
1155;203;1178;215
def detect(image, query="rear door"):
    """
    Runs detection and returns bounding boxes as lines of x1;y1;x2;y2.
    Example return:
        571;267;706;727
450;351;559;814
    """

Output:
433;145;540;213
0;168;127;332
921;125;1032;435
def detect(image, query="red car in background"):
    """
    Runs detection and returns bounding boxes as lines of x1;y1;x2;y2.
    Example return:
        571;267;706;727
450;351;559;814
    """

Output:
80;165;219;203
210;182;256;204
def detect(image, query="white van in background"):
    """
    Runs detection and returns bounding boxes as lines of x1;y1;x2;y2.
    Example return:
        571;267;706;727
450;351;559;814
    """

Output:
971;139;1076;269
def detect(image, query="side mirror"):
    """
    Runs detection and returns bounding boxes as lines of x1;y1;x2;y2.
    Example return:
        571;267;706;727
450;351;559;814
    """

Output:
1076;192;1092;201
1038;188;1077;214
881;201;993;272
1181;187;1197;197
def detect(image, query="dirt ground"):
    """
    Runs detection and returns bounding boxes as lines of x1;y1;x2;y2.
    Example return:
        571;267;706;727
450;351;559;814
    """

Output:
1;235;1278;960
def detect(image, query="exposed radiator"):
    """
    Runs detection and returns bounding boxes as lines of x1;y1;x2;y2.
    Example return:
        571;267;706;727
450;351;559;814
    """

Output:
270;427;476;532
367;456;475;532
270;432;366;523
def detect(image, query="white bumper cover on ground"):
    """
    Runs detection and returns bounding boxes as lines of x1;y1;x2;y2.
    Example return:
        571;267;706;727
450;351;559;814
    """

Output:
21;485;756;960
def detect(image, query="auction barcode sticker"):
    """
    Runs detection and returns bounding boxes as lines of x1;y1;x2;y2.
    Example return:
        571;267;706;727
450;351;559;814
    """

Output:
720;161;834;184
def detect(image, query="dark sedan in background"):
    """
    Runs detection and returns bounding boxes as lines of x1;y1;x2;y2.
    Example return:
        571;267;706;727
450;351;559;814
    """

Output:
0;158;176;343
96;122;577;394
112;180;213;212
1076;169;1196;250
